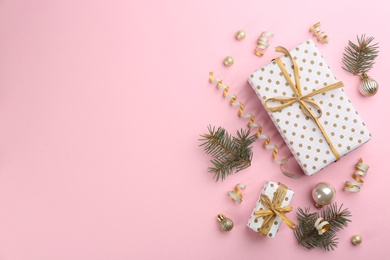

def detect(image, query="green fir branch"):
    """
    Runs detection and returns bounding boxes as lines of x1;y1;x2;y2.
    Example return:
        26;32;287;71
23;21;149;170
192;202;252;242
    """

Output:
294;203;351;251
342;34;379;76
199;126;256;181
321;203;351;233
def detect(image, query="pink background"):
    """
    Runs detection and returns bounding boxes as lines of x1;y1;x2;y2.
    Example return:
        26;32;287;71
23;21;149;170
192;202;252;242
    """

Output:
0;0;388;259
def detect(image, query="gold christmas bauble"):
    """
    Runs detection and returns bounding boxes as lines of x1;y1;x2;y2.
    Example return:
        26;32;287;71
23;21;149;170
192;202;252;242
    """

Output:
223;56;234;66
312;182;336;208
352;234;362;245
235;30;246;40
359;73;378;96
217;214;234;231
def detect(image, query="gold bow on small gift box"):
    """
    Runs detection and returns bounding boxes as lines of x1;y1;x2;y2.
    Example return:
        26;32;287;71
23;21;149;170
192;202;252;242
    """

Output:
254;184;296;236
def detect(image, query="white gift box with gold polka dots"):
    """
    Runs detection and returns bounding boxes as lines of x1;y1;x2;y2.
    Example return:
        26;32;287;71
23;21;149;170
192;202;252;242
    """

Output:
247;181;294;238
248;39;371;176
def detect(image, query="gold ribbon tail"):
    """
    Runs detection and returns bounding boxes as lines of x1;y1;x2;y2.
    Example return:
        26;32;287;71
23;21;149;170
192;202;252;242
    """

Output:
273;206;296;230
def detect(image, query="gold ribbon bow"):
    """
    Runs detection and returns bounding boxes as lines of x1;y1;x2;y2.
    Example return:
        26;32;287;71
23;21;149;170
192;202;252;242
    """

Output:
264;46;344;161
254;185;296;236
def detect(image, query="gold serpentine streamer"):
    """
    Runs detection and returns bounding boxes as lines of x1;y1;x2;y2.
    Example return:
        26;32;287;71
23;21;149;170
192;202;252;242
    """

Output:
254;31;274;57
309;22;329;44
314;217;330;235
209;72;300;179
344;158;369;192
227;183;246;203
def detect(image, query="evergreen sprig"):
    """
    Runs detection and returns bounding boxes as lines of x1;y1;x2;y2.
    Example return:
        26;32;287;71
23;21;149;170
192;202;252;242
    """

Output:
199;126;256;181
342;34;379;76
294;203;351;251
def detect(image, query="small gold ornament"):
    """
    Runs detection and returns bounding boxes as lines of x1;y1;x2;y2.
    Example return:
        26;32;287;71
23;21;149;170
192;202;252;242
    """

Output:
217;214;234;231
351;234;362;245
359;73;379;96
312;182;336;208
235;30;246;40
223;56;234;66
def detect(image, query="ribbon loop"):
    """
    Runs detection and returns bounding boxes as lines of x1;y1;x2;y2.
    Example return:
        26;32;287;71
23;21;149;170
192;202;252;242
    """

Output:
264;46;344;161
298;98;322;119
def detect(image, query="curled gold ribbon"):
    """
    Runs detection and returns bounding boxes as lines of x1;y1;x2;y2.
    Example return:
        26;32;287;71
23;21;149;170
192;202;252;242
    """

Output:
314;217;330;235
309;22;329;44
264;46;344;161
228;183;246;203
254;31;274;57
209;72;300;179
344;158;369;192
254;186;296;236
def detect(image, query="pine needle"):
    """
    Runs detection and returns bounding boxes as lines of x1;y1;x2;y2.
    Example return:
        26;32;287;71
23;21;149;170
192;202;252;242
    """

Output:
199;126;256;181
294;203;351;251
342;34;379;76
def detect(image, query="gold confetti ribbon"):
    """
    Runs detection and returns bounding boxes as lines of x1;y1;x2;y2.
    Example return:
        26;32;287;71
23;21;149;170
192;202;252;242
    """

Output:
254;31;274;57
254;186;296;236
309;22;329;44
314;217;330;235
344;158;369;192
209;72;300;179
227;183;246;203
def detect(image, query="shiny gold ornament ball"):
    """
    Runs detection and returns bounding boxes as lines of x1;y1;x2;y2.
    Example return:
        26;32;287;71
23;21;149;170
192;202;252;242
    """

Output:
359;73;378;96
223;56;234;66
352;234;362;245
312;182;336;208
217;214;234;231
235;30;246;40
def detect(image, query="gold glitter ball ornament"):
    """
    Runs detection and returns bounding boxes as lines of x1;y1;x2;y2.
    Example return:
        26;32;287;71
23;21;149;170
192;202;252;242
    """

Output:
352;234;362;245
235;30;246;40
223;56;234;66
359;73;378;96
312;182;336;208
217;214;234;231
